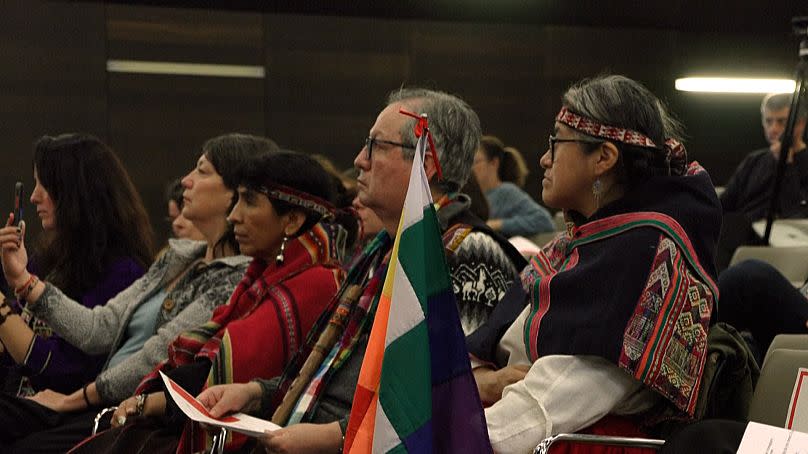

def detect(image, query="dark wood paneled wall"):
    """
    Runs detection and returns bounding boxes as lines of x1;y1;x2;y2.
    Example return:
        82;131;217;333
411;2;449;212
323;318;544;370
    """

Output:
0;1;799;245
106;5;265;240
0;1;107;240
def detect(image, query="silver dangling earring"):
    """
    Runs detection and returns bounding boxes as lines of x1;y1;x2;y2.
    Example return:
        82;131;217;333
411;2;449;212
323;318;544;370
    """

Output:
275;236;288;265
592;178;603;209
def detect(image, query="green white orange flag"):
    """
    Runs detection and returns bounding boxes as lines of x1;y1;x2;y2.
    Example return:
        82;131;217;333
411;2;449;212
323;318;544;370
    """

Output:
343;125;492;453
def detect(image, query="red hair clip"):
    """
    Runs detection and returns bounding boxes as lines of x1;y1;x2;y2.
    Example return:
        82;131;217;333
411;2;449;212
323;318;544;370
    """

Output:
399;109;444;181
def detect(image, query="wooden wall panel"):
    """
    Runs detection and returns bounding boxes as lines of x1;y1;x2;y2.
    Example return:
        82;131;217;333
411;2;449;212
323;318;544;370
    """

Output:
0;1;106;239
263;15;412;166
408;21;546;202
106;5;265;245
257;13;799;209
107;5;263;64
1;1;802;249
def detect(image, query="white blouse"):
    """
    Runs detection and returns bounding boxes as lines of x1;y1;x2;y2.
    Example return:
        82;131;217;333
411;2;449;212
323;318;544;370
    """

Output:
482;306;661;454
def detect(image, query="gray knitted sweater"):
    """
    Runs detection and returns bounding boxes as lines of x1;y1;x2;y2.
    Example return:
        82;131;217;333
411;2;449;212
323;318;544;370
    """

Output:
27;239;250;404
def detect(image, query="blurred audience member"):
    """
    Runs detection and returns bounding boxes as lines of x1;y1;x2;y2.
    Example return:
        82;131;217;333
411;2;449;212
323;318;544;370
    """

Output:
312;155;362;252
474;135;554;237
721;93;808;221
352;196;383;242
716;94;808;270
165;178;204;241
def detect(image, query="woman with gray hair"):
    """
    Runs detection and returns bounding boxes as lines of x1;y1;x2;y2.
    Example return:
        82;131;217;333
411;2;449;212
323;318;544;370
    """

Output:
467;75;722;452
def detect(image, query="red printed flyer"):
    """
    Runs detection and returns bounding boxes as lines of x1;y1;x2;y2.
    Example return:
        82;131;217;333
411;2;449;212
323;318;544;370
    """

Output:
160;371;280;438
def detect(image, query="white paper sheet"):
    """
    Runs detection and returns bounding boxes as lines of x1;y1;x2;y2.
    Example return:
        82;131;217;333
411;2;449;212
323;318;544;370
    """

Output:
737;421;808;454
160;371;280;438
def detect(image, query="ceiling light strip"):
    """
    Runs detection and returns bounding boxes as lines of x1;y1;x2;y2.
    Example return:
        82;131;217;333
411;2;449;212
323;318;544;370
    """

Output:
106;60;265;79
675;77;795;94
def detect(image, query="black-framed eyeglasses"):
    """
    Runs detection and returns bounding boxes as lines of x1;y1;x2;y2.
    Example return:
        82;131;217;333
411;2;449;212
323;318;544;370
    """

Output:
363;137;416;161
548;134;604;162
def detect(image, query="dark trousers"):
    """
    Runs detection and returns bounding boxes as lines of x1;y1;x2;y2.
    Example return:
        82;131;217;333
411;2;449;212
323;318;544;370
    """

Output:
660;420;746;453
0;392;107;453
717;259;808;362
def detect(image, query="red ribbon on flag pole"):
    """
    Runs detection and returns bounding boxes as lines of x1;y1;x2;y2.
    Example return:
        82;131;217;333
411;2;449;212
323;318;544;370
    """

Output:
399;108;444;181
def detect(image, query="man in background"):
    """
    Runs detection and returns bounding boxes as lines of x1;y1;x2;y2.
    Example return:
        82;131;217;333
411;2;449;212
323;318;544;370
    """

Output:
721;92;808;220
716;93;808;270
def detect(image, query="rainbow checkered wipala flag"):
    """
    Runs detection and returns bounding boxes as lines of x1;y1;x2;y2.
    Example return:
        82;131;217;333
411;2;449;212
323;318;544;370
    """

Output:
343;131;493;453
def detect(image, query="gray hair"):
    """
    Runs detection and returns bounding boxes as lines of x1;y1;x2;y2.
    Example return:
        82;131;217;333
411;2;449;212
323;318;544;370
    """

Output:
386;88;481;191
761;92;807;118
562;75;683;145
562;74;685;182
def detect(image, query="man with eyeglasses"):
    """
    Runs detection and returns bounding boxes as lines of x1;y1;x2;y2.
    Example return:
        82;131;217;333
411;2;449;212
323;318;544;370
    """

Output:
354;88;526;333
195;88;526;453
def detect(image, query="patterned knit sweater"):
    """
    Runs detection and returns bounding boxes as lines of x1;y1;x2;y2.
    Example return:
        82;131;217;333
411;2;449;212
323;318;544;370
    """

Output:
28;239;250;403
440;193;524;334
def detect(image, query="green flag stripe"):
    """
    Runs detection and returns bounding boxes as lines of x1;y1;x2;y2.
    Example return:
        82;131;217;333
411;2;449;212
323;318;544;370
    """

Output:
379;320;431;439
398;206;451;310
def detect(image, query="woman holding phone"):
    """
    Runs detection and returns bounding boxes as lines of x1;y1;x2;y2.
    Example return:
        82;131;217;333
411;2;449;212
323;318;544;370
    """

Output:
0;133;274;453
0;134;154;396
14;150;347;453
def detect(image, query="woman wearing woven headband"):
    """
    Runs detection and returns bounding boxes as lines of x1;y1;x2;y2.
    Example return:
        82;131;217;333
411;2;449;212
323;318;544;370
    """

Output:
467;75;722;452
70;150;347;454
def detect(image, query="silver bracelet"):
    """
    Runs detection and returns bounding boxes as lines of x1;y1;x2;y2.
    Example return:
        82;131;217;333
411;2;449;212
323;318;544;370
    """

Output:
134;393;147;416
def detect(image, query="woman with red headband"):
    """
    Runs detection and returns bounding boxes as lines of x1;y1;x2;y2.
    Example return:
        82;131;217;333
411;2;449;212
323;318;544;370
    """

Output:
467;75;722;453
66;151;348;454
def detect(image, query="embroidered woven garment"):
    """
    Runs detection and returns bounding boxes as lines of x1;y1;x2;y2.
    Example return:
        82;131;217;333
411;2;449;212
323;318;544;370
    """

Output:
137;223;344;452
520;162;720;416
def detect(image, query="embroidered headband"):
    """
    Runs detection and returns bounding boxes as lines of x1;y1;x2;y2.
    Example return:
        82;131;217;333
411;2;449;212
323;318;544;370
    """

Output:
257;183;336;220
555;106;687;176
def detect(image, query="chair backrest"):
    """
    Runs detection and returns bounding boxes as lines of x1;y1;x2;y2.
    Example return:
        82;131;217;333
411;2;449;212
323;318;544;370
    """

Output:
729;246;808;287
748;347;808;427
762;334;808;369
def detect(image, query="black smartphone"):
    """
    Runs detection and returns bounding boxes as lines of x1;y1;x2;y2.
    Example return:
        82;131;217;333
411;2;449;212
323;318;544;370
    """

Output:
13;181;23;226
